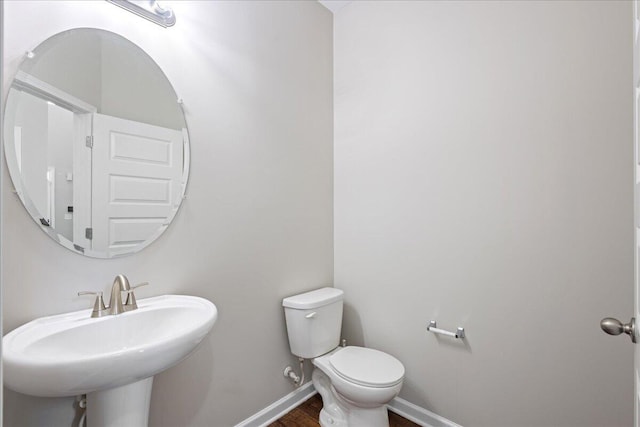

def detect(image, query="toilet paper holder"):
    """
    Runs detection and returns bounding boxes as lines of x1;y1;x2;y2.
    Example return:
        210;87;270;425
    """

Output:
427;320;465;339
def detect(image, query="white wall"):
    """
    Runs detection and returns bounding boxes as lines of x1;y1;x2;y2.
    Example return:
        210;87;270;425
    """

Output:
2;1;333;426
334;1;633;426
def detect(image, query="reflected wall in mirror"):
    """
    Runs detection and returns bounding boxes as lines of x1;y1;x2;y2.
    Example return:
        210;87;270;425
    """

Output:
4;28;189;258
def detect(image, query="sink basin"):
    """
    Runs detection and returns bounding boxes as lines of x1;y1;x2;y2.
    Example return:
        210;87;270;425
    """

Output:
3;294;217;397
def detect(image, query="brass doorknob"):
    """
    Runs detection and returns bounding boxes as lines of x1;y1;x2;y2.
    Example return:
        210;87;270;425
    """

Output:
600;317;636;343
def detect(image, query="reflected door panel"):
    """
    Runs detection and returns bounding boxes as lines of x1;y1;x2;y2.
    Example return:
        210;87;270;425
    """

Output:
91;113;183;257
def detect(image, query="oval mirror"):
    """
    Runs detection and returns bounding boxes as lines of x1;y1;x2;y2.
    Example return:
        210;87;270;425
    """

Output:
3;28;189;258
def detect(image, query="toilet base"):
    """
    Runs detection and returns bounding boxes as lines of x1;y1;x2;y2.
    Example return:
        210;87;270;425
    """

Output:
319;405;389;427
313;369;390;427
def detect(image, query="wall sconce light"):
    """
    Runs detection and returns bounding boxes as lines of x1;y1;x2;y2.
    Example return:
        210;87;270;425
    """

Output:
106;0;176;27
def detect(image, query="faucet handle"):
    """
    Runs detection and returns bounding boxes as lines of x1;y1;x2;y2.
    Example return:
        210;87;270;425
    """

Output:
124;282;149;310
77;291;107;318
131;282;149;290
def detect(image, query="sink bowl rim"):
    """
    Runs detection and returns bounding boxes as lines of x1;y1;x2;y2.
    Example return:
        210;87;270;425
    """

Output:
2;294;217;397
4;294;216;364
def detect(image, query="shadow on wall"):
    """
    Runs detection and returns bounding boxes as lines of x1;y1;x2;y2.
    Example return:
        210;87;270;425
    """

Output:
342;303;364;347
400;380;437;412
3;390;76;426
149;334;215;426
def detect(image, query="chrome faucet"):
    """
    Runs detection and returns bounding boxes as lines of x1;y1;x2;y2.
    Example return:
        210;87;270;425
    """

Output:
78;275;149;318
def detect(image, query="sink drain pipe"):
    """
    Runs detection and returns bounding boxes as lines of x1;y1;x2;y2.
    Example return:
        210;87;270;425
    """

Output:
283;357;305;387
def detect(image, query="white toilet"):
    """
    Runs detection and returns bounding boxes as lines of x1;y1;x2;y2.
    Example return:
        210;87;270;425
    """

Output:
283;287;405;427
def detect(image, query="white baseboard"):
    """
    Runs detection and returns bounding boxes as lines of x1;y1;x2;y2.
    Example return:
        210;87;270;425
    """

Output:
234;382;461;427
234;382;317;427
387;397;462;427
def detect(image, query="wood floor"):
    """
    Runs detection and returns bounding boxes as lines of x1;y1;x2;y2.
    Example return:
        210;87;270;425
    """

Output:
268;394;420;427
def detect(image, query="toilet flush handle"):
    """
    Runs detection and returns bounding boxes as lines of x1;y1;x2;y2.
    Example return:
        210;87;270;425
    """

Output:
305;312;316;319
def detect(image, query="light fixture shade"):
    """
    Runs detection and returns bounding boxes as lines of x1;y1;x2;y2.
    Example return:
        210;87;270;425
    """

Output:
106;0;176;27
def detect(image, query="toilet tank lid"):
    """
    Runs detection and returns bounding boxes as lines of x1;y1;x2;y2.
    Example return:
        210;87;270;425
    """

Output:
282;287;344;309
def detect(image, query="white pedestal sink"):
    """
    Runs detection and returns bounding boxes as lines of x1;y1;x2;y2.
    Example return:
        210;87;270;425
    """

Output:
3;295;218;427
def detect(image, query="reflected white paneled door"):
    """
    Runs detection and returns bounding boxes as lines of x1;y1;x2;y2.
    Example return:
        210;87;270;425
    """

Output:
91;113;183;256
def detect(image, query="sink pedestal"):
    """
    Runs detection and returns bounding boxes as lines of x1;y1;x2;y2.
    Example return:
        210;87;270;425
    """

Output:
86;377;154;427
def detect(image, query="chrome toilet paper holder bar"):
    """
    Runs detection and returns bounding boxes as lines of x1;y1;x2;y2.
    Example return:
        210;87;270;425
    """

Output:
427;320;465;339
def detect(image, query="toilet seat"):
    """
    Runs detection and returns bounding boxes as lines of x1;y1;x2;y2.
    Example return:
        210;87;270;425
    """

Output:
329;346;404;388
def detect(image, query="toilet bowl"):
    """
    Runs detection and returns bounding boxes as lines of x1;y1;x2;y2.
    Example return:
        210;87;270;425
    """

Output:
282;287;405;427
314;346;404;406
312;346;404;427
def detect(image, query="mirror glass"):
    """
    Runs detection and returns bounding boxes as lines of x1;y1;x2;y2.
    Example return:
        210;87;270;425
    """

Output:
3;28;189;258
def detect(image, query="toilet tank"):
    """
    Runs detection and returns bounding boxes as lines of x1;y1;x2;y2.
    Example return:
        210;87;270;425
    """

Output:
282;287;344;359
